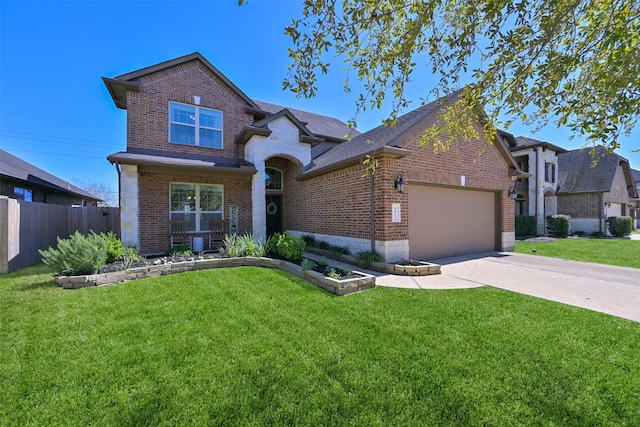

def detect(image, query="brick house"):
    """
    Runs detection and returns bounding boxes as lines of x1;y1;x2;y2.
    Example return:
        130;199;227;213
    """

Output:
556;147;638;235
0;149;101;206
104;52;523;261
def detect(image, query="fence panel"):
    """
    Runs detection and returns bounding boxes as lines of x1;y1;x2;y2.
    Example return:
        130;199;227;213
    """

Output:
0;197;120;273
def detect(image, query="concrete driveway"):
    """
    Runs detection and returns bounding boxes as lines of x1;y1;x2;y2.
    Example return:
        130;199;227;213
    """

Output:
375;251;640;323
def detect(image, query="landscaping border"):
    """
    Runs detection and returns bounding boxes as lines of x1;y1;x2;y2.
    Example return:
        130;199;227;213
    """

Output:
53;257;375;296
305;248;441;276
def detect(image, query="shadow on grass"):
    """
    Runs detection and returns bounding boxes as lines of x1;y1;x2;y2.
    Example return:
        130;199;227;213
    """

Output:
0;264;58;291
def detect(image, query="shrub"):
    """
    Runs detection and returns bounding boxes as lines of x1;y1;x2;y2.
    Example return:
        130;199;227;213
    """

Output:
515;215;537;237
166;245;193;256
546;214;571;238
356;250;385;268
39;231;108;275
276;233;306;261
592;231;606;238
121;246;140;269
222;234;245;258
607;216;633;237
237;233;267;257
300;258;317;271
104;231;124;263
266;232;281;256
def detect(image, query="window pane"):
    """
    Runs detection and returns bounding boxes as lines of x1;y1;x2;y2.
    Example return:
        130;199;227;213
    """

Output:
265;168;282;190
199;128;222;148
171;124;196;145
170;212;196;232
170;103;196;125
25;189;32;202
200;109;222;129
200;185;222;211
200;212;223;230
170;184;196;212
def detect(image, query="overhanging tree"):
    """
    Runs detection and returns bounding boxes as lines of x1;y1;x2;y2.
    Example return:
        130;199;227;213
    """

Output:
276;0;639;152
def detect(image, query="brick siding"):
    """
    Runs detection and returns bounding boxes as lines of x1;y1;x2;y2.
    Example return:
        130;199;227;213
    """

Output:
558;193;603;218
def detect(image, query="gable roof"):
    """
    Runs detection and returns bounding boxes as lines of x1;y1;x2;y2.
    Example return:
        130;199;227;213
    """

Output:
103;52;259;110
302;90;520;178
254;100;358;142
0;149;101;201
557;146;633;194
511;136;568;153
632;169;640;183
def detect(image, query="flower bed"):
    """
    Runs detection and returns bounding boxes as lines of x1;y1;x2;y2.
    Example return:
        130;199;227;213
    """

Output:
54;256;375;296
305;248;441;276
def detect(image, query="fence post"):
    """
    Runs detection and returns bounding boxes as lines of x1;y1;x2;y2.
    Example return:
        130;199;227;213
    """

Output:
0;196;20;274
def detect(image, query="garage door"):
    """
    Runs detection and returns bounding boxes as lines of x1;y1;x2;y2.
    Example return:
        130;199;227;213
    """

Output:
409;185;496;260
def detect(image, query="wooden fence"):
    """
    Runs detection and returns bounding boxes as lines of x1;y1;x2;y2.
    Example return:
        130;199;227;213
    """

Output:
0;197;120;273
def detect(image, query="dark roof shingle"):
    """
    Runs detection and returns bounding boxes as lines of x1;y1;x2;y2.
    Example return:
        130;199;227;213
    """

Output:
557;147;625;193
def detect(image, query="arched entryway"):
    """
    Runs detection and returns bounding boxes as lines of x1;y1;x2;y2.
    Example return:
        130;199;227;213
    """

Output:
264;156;303;238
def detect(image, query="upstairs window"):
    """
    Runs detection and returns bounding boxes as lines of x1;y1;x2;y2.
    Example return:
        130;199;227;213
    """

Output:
169;102;223;148
544;162;556;184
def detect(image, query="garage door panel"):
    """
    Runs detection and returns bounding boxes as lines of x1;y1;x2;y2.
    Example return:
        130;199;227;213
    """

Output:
409;185;496;260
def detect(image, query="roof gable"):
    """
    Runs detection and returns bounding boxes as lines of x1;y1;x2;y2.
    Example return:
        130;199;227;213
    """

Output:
103;52;258;110
558;147;631;194
512;136;568;153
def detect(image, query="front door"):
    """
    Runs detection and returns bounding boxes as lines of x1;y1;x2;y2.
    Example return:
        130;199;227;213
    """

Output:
266;195;282;238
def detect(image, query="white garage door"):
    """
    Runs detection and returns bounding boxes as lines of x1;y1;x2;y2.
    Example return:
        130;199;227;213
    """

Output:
408;185;497;260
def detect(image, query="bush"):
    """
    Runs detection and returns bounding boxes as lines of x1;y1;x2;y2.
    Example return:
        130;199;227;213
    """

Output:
238;233;267;257
515;216;537;237
121;246;140;269
222;234;244;258
301;234;317;248
266;232;281;256
104;231;124;263
546;214;571;238
356;250;385;268
39;231;108;275
276;233;306;261
607;216;633;237
300;258;317;271
166;245;193;256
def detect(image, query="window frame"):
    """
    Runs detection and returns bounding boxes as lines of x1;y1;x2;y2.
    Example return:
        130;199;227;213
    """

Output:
14;187;32;202
168;101;223;149
169;182;224;232
265;167;283;191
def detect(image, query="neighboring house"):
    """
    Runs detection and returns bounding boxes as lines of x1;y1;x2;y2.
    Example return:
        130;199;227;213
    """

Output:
0;149;101;206
633;169;640;229
103;52;524;261
508;136;567;235
557;147;638;235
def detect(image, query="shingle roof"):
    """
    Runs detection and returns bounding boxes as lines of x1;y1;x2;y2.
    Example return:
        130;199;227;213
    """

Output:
557;147;627;194
254;100;358;142
0;149;101;200
632;169;640;183
512;136;567;153
303;91;461;175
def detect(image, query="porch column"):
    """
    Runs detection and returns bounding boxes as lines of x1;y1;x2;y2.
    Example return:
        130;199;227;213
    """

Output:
120;164;140;248
251;163;267;242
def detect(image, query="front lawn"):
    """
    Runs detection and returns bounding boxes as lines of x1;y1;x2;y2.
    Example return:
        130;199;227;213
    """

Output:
515;238;640;269
2;265;639;425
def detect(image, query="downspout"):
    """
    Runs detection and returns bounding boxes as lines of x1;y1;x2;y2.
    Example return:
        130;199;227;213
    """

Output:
370;172;376;253
113;162;122;209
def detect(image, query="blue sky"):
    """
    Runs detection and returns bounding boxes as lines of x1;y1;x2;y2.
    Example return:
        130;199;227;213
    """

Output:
2;0;638;205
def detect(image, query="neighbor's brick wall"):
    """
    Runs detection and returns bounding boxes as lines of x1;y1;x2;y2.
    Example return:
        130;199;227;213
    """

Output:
558;193;602;218
126;59;253;160
137;171;252;254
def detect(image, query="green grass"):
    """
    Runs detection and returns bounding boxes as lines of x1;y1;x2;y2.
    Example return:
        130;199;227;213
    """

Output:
2;265;640;425
515;238;640;269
